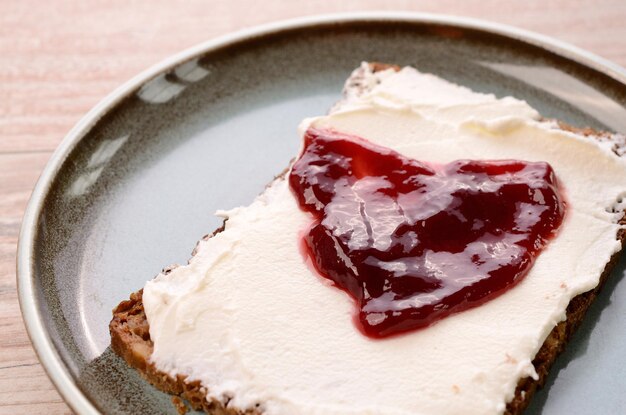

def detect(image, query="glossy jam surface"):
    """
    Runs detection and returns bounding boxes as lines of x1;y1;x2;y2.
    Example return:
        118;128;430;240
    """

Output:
289;128;566;338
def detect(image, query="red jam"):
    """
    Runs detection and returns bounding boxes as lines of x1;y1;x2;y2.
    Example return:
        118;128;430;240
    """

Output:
289;128;566;338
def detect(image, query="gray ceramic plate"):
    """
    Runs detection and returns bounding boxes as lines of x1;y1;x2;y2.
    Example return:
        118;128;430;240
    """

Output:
18;12;626;415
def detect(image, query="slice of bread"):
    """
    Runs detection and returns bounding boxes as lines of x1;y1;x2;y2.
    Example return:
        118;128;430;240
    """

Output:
109;63;626;415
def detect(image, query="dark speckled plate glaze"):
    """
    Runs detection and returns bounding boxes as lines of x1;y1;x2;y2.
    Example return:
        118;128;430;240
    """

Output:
18;13;626;415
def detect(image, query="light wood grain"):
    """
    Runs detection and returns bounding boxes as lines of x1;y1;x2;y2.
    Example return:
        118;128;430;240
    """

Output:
1;1;625;413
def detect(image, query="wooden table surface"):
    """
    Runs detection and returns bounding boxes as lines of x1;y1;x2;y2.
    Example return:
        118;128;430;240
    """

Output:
1;1;626;413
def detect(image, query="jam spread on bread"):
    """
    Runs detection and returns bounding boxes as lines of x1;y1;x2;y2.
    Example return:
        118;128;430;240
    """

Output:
290;128;566;338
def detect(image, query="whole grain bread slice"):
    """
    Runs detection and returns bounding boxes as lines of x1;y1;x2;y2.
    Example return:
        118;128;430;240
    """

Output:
109;63;626;415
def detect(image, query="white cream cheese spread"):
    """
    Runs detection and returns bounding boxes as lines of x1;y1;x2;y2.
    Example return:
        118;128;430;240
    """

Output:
142;64;626;415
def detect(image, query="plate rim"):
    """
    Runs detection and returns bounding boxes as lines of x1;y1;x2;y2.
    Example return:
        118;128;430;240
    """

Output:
16;11;626;415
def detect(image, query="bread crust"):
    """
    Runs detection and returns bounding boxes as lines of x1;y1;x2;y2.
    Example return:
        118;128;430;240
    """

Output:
109;63;626;414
